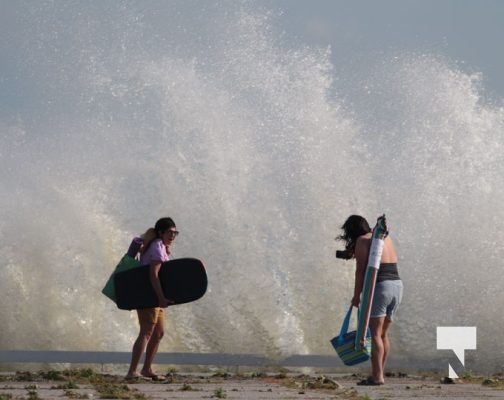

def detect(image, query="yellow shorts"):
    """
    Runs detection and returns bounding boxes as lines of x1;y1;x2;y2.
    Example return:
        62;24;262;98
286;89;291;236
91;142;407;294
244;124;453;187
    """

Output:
136;307;164;326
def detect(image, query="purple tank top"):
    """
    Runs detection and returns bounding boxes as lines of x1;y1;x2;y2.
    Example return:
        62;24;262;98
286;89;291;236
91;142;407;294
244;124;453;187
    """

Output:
140;238;170;264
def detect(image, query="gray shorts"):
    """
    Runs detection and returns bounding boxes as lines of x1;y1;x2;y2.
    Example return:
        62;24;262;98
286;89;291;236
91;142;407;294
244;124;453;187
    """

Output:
370;280;403;321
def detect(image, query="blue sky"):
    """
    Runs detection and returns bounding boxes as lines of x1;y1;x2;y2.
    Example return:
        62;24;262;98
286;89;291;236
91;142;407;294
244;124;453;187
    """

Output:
259;0;504;99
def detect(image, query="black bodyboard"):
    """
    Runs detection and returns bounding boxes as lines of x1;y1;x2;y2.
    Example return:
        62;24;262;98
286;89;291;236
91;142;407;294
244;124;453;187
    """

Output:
114;258;207;310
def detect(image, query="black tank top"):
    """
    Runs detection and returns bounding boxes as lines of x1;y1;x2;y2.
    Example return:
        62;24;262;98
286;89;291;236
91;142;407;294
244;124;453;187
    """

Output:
377;263;400;282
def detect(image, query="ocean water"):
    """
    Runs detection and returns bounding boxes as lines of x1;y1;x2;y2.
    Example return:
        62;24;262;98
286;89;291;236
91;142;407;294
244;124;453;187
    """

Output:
1;1;503;372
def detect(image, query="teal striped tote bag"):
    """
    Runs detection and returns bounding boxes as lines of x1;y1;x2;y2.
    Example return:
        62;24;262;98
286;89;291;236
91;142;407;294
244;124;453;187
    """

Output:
330;305;372;366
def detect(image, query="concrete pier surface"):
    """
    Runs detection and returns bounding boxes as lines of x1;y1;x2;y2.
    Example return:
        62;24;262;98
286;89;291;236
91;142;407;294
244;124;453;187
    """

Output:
1;370;503;400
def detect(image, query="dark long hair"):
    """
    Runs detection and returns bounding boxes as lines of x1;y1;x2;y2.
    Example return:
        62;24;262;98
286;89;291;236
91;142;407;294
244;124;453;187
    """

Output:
337;215;371;253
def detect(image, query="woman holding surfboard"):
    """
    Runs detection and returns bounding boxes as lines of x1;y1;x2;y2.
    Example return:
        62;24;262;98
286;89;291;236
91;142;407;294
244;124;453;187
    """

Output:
126;217;178;381
338;215;403;385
